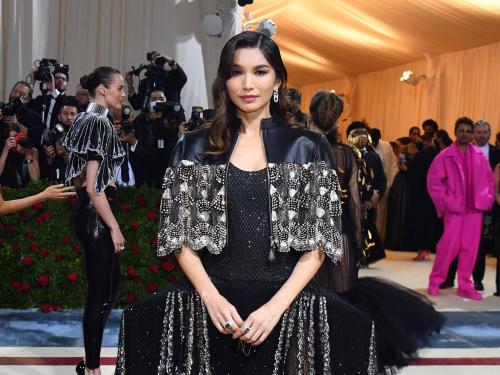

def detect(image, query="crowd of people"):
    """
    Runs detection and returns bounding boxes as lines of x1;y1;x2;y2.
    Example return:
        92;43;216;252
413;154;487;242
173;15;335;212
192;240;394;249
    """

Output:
0;31;497;375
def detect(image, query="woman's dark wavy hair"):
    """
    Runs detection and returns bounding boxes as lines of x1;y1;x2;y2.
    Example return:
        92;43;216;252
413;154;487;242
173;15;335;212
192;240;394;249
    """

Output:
208;31;289;155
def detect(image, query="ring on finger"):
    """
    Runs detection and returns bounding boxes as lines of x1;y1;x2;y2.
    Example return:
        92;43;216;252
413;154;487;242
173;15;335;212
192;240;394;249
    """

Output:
243;324;252;334
224;320;234;331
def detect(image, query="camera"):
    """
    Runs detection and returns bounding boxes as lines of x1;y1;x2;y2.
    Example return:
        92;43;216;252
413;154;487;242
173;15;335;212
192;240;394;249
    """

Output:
120;105;135;134
146;51;167;67
41;123;66;147
153;101;183;125
187;106;204;131
0;97;24;117
33;58;58;82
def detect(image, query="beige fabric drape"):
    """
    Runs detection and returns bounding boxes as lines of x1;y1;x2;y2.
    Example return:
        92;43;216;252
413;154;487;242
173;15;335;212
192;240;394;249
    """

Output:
301;41;500;142
0;0;242;111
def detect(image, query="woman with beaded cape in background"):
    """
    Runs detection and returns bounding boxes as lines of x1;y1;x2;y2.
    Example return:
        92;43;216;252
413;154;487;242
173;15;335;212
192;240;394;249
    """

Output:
115;32;377;374
63;67;126;375
310;90;445;374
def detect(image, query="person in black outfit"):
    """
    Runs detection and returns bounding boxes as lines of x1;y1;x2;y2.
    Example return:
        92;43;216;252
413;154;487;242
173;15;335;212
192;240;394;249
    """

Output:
127;89;181;187
347;121;387;265
287;88;308;127
28;64;71;132
309;89;444;375
125;52;187;112
63;67;126;375
42;98;79;182
1;81;43;147
443;120;500;290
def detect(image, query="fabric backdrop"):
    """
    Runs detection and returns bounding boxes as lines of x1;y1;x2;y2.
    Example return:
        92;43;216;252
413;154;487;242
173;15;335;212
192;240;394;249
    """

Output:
300;41;500;142
0;0;242;112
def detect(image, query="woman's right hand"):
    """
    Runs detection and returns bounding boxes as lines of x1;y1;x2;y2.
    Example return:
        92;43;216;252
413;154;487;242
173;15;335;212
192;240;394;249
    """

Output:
110;227;125;254
202;291;243;335
40;184;76;201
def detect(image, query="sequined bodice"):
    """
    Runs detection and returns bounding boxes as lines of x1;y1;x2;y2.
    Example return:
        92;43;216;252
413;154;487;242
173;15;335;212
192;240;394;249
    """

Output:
201;163;300;282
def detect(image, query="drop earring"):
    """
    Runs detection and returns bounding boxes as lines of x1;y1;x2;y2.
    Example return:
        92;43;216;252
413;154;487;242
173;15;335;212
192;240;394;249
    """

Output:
273;90;279;103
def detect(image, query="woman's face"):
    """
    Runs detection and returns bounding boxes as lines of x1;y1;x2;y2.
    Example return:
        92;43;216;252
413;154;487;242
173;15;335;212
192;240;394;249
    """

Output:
226;47;281;116
101;74;126;110
409;128;420;142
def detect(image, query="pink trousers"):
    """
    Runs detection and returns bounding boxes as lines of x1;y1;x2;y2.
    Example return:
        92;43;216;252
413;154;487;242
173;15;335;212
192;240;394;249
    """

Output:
429;212;483;291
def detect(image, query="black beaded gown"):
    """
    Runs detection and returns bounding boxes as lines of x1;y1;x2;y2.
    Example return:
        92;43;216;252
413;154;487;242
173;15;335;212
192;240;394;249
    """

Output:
115;163;377;374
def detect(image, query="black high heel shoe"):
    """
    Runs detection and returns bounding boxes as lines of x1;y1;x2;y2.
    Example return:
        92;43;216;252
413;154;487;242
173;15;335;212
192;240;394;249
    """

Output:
76;360;86;375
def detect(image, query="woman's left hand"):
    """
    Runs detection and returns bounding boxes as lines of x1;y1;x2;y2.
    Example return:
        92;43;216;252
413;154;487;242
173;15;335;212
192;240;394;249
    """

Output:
234;302;285;346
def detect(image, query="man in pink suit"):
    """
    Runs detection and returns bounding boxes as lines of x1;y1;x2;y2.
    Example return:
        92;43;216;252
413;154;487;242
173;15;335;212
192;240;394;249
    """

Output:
427;117;494;300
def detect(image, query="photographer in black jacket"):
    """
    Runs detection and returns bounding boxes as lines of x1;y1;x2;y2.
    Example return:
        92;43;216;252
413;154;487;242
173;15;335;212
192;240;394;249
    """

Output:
125;51;187;113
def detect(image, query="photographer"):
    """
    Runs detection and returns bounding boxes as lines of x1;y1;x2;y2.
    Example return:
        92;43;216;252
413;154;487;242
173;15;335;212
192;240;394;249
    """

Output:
28;62;71;131
0;81;44;147
42;98;78;182
0;128;40;188
125;51;187;113
75;83;90;112
130;89;184;187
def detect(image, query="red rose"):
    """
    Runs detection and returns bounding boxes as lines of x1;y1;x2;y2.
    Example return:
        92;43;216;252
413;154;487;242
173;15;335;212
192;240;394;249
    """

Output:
6;225;16;234
130;223;141;231
11;243;20;253
131;245;141;254
73;245;81;255
147;212;158;221
147;282;158;294
120;204;130;214
53;303;62;312
168;276;177;284
40;304;52;313
25;232;35;240
19;213;29;222
22;256;33;266
36;216;45;225
54;254;65;262
126;294;137;303
43;211;53;220
30;242;39;252
68;197;77;206
37;275;49;287
127;266;137;278
162;261;176;272
0;237;4;246
150;264;160;273
61;236;72;245
20;282;30;292
11;281;21;289
39;249;49;258
67;273;78;282
137;196;147;207
33;202;43;210
151;236;158;247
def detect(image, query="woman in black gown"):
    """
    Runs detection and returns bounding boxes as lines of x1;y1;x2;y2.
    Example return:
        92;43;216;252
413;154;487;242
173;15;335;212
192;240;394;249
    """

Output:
115;32;377;374
309;90;445;374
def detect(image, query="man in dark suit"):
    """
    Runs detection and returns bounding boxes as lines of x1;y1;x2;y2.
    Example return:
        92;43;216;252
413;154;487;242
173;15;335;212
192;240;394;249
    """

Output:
444;119;500;291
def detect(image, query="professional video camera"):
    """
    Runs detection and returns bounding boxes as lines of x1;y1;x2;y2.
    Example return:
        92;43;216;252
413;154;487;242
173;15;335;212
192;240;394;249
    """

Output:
187;106;204;131
41;123;66;147
120;105;136;134
129;51;172;110
0;97;24;117
33;59;59;82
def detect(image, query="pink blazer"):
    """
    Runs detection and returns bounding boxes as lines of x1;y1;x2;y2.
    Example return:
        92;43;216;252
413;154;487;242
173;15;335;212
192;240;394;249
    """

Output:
427;143;494;217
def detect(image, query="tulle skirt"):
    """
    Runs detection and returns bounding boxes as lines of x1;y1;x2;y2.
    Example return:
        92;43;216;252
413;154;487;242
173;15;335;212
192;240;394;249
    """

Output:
340;277;445;374
115;278;378;374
